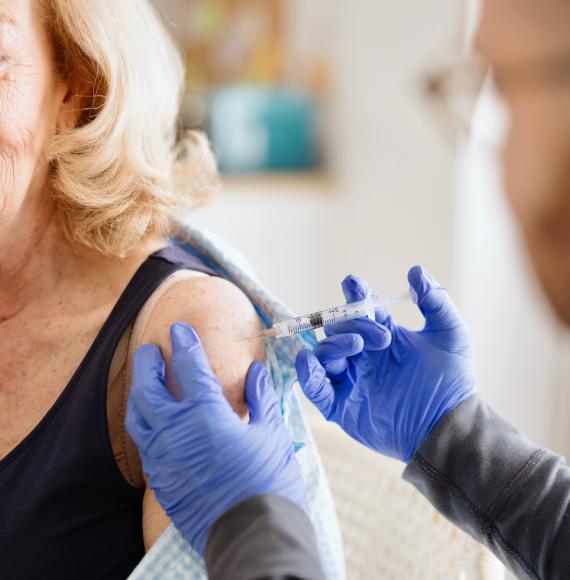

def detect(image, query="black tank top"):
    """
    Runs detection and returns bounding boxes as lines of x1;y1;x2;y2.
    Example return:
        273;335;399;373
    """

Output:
0;245;217;580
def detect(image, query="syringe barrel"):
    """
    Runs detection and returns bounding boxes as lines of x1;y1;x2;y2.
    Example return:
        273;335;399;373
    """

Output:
273;318;318;338
273;298;375;338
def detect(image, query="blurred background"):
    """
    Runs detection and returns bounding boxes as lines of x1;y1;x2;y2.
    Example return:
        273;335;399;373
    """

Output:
153;0;570;464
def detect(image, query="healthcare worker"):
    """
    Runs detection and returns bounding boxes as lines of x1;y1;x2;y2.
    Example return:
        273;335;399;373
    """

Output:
126;0;570;578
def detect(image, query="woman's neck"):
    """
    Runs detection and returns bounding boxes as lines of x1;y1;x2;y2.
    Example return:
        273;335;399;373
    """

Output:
0;207;166;324
0;205;62;322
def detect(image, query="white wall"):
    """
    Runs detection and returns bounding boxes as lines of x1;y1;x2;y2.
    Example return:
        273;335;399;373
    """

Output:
192;0;462;330
189;178;335;314
327;0;461;328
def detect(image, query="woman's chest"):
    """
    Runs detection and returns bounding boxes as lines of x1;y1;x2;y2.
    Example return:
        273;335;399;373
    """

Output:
0;311;107;460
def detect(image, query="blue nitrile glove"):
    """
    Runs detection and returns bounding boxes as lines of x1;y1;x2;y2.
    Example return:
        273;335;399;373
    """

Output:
295;267;477;463
126;323;305;556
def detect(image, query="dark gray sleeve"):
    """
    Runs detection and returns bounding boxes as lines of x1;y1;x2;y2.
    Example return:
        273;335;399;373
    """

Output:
205;495;326;580
403;395;570;580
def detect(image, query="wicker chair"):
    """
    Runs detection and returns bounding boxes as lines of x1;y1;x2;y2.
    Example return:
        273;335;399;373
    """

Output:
307;406;506;580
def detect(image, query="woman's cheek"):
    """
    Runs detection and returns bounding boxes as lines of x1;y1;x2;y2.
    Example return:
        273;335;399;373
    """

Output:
0;77;28;146
0;82;36;215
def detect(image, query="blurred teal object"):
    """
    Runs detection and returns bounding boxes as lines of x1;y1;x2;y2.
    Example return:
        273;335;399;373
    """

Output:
209;85;318;174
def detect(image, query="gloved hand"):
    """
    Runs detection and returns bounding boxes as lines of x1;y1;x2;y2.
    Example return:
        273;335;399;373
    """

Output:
126;323;305;556
295;266;477;462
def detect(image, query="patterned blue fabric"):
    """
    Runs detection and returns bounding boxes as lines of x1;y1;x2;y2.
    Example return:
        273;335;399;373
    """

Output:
128;222;345;580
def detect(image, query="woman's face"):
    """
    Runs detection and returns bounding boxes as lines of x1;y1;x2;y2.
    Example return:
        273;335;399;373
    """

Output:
0;0;69;225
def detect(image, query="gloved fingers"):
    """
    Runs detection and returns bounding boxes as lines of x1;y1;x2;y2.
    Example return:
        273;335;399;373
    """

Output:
245;362;283;426
408;266;462;333
171;323;225;401
130;344;176;427
296;349;336;419
323;318;392;351
314;333;364;376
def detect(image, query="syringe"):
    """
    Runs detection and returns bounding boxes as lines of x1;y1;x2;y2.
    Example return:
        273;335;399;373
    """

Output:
241;289;416;341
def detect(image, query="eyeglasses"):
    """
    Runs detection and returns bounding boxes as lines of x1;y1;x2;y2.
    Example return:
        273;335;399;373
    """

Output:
421;52;570;145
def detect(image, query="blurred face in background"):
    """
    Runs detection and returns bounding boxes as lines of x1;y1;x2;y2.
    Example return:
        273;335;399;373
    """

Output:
477;0;570;324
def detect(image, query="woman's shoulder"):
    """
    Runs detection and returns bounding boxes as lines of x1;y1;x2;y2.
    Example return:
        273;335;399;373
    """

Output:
139;274;264;414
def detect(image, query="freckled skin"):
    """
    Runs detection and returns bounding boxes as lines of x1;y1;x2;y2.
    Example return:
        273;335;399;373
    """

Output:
0;304;107;454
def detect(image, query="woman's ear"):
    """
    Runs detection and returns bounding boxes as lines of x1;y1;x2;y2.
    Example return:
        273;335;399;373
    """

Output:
56;79;91;131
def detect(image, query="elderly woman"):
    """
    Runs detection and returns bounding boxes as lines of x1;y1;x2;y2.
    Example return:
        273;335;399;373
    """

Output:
0;0;264;577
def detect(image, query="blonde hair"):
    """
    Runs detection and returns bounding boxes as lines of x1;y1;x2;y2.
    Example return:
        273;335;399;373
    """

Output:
44;0;219;257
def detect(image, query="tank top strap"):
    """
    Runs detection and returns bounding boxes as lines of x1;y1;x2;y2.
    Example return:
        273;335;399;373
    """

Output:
85;243;218;488
96;244;217;351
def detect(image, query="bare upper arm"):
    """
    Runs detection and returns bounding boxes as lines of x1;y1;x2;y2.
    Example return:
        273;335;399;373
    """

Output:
139;275;264;549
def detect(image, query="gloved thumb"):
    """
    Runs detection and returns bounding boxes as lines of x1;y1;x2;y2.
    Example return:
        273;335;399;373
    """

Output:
171;323;224;400
245;362;282;426
296;349;336;419
408;266;462;332
342;275;392;326
341;274;374;303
